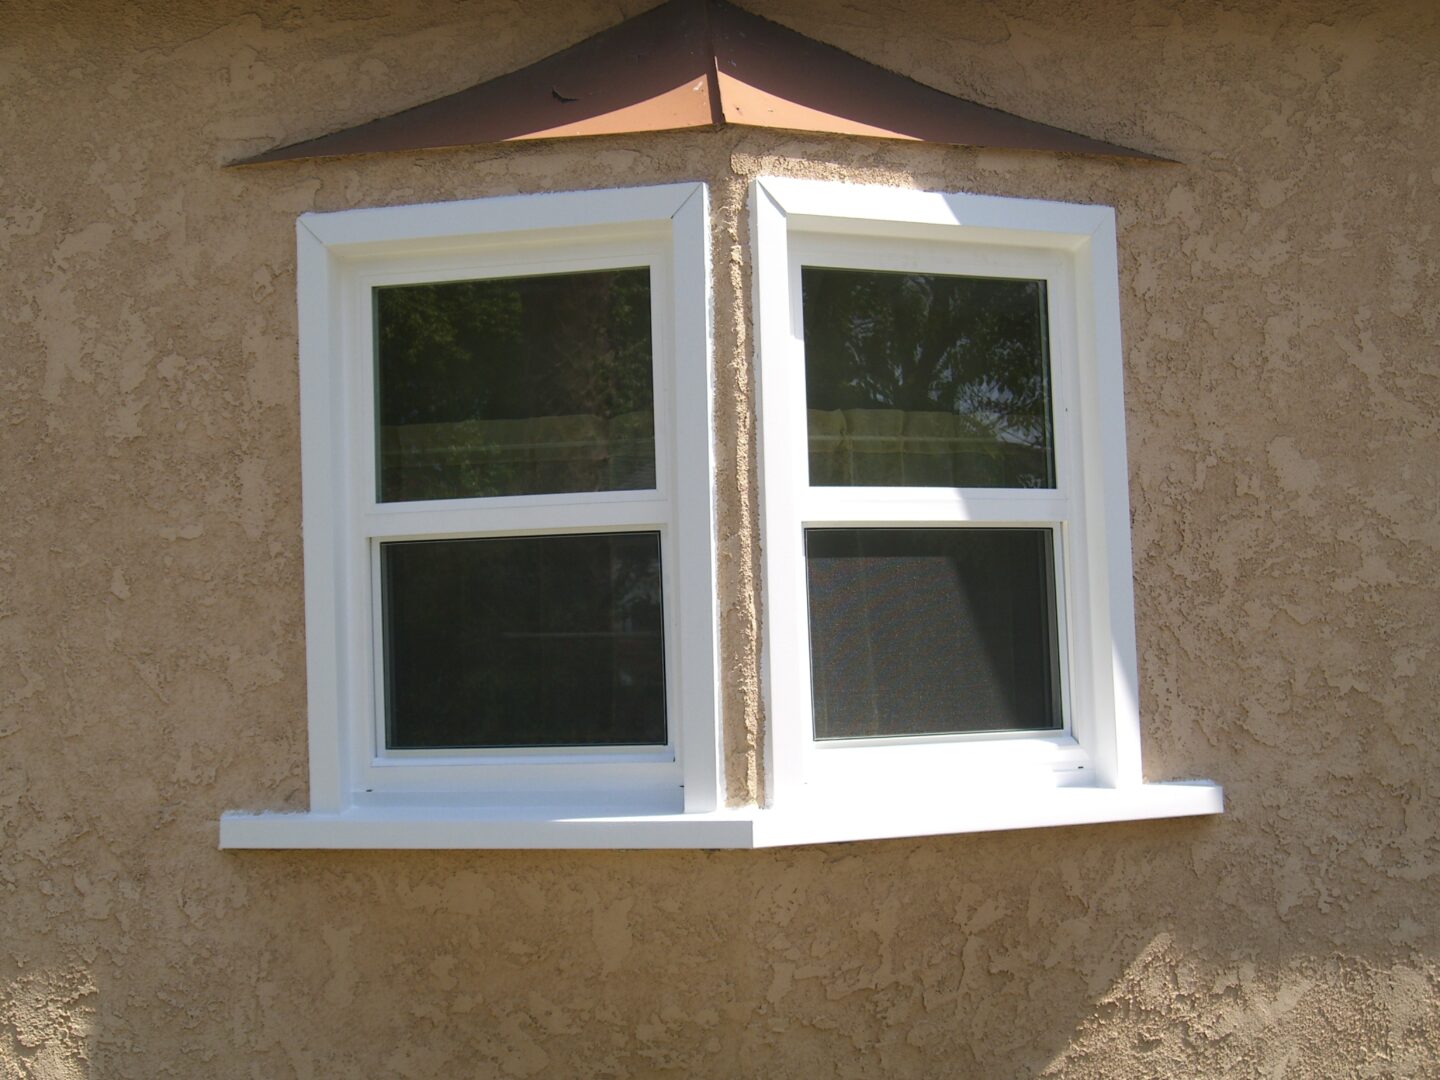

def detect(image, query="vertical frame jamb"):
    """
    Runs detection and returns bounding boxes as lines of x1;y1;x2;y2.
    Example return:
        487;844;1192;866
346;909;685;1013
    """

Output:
751;180;805;805
1076;211;1141;787
296;219;347;812
671;185;723;813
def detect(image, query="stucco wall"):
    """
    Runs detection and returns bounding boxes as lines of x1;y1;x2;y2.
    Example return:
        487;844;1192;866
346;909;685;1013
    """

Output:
3;0;1438;1075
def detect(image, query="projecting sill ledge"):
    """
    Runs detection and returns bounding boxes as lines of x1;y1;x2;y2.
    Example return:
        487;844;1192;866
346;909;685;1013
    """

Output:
220;781;1222;850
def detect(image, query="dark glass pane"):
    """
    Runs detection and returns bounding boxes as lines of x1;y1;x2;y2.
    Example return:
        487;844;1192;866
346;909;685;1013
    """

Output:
801;267;1054;488
375;268;655;502
805;528;1061;739
381;533;666;749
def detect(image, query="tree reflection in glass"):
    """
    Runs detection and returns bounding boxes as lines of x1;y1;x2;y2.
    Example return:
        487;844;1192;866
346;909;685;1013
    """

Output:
375;268;655;502
801;268;1054;488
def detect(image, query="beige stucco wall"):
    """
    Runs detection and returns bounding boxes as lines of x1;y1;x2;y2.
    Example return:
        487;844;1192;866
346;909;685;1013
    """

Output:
3;0;1438;1075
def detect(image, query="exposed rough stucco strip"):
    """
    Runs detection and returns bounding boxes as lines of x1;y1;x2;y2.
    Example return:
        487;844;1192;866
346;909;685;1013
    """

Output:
719;145;981;807
710;157;764;805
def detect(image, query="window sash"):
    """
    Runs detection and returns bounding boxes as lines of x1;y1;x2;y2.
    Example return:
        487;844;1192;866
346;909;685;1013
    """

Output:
346;244;683;792
753;180;1126;798
372;269;659;504
294;184;719;813
350;241;678;517
786;234;1081;507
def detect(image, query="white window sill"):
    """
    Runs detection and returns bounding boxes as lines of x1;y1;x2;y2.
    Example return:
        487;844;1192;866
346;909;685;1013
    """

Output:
219;780;1221;850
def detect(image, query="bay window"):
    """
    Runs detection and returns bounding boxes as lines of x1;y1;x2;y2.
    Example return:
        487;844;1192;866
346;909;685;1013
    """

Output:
219;178;1221;850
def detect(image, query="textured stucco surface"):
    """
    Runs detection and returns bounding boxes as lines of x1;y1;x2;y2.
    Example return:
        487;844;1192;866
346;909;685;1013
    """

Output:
3;0;1438;1076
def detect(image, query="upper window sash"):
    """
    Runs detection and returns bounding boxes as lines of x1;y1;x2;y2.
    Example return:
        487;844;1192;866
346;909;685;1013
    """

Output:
784;233;1081;515
351;245;675;512
345;243;678;545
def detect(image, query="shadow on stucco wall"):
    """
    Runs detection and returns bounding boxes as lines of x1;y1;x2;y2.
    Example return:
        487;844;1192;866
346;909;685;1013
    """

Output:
11;815;1434;1076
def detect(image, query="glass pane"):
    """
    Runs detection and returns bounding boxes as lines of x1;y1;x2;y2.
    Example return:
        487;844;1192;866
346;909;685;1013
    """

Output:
801;267;1054;488
805;528;1061;739
375;268;655;502
381;532;666;750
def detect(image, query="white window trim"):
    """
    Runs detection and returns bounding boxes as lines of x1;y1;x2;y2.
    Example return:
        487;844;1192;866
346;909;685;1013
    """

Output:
222;184;727;844
219;179;1220;850
749;176;1220;831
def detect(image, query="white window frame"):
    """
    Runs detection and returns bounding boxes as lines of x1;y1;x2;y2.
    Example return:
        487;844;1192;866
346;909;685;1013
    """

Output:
220;178;1220;850
247;185;723;826
751;176;1202;822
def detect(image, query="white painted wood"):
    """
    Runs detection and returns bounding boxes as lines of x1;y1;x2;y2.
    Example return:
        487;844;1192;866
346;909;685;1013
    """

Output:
224;179;1217;851
748;176;1208;817
670;184;724;813
1086;219;1144;788
351;759;686;799
221;806;758;850
748;781;1223;848
251;184;724;822
219;781;1223;850
797;489;1071;526
751;179;807;807
300;184;701;252
755;176;1113;249
295;221;347;813
359;502;669;540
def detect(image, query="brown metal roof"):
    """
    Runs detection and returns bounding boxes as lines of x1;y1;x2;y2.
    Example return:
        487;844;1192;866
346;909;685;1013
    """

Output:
234;0;1164;165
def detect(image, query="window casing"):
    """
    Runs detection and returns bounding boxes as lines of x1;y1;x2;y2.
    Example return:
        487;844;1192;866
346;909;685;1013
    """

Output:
219;178;1221;850
752;177;1152;809
291;184;721;815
